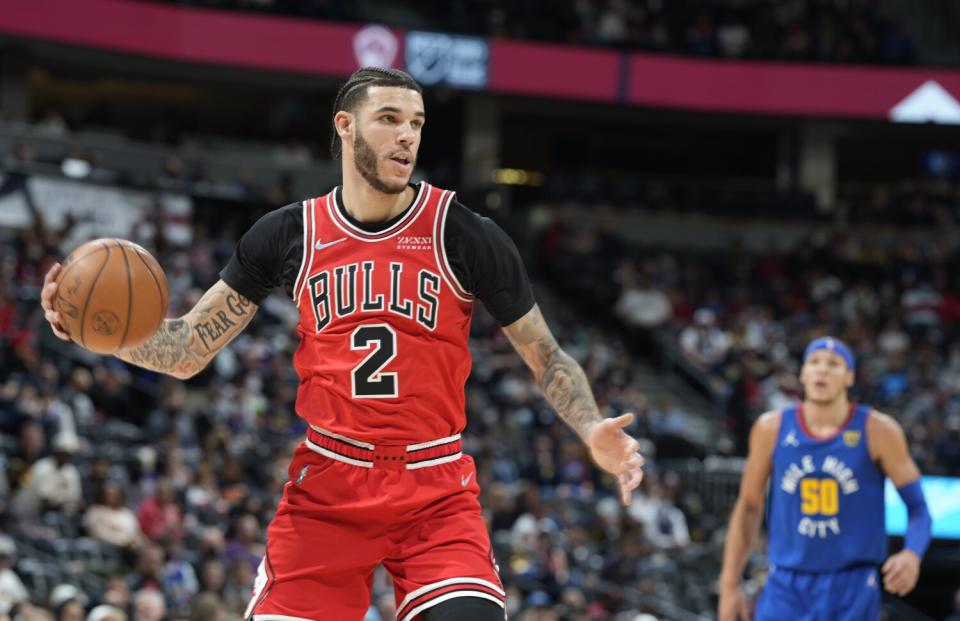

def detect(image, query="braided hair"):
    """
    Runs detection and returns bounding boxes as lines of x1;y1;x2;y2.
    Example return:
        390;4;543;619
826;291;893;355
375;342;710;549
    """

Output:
330;67;423;160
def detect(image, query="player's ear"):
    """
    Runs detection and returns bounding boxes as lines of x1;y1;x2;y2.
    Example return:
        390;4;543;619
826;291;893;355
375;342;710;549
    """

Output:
846;371;855;388
334;111;354;141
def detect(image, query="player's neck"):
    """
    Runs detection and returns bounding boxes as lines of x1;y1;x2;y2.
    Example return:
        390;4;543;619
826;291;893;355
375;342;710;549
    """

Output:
802;397;851;430
340;167;415;223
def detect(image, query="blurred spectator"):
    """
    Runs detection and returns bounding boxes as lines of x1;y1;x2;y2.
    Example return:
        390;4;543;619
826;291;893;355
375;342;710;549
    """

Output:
84;481;143;550
627;478;690;550
98;576;131;613
0;536;27;614
85;605;127;621
679;308;731;371
136;480;183;544
615;262;672;329
220;514;263;576
10;432;83;523
131;588;165;621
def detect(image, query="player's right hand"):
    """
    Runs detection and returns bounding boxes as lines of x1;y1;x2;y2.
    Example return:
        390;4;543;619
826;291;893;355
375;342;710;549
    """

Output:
717;584;751;621
41;263;70;341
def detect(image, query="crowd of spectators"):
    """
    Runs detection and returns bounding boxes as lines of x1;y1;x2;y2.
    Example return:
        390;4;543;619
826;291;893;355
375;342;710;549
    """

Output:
145;0;920;65
539;211;960;475
0;194;724;621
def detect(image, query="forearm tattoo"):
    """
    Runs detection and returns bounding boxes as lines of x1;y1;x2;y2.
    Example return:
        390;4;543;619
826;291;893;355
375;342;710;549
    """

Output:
116;282;255;379
120;318;203;378
504;305;602;441
539;345;603;441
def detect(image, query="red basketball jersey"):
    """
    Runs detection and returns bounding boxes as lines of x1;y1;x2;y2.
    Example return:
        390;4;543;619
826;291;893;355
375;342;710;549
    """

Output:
290;182;474;444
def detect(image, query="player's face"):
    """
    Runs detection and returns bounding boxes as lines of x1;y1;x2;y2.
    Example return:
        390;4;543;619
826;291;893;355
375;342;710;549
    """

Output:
800;350;854;405
351;86;424;194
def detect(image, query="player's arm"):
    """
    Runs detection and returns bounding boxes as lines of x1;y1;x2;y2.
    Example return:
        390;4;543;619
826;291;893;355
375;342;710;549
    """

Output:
113;279;257;379
39;265;256;380
718;411;779;621
869;411;931;596
502;305;644;505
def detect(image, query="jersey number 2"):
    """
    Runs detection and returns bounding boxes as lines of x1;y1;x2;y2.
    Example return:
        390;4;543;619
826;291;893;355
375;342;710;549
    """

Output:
351;324;398;398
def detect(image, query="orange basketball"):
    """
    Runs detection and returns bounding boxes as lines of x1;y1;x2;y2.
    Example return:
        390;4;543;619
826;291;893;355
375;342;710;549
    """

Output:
54;239;169;354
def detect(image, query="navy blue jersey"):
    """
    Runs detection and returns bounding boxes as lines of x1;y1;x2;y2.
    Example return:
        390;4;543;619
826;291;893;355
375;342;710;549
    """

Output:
767;404;886;572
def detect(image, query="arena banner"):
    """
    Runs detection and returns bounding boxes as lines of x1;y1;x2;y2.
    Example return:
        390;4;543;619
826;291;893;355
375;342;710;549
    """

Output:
627;55;960;123
5;0;960;122
0;0;403;76
487;40;622;102
406;31;489;89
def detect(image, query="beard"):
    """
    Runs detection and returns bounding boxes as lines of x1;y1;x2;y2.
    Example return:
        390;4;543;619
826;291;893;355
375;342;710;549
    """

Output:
353;130;411;195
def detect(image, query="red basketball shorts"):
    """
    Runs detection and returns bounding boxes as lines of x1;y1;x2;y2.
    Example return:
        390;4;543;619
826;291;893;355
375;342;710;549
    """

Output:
245;426;506;621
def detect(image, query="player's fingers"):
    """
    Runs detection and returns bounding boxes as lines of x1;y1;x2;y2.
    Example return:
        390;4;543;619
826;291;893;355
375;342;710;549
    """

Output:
624;455;644;470
41;281;59;311
43;263;61;287
611;412;635;428
618;470;642;505
881;557;894;574
618;478;631;506
883;569;900;589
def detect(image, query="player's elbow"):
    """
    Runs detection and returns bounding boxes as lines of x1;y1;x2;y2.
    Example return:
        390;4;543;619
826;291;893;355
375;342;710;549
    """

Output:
736;493;765;518
172;361;207;381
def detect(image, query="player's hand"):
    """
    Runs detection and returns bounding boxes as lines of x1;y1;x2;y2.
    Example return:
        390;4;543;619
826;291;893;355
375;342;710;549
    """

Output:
41;263;70;341
717;583;751;621
586;413;644;505
882;550;921;596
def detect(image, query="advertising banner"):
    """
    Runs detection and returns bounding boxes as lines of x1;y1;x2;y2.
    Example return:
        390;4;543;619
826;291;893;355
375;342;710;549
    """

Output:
4;0;960;122
406;31;488;89
0;0;402;76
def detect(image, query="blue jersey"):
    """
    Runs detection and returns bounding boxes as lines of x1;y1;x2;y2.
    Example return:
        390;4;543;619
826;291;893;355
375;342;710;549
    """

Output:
767;404;886;572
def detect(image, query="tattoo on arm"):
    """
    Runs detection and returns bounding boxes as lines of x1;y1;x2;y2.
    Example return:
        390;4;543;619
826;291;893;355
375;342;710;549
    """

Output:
503;305;602;441
115;281;257;379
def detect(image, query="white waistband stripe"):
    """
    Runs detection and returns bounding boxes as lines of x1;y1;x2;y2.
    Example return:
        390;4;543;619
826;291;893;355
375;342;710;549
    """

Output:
406;433;462;451
406;453;463;470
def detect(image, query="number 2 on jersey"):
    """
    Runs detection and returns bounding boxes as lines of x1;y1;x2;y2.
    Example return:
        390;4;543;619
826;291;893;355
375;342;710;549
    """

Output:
351;324;398;398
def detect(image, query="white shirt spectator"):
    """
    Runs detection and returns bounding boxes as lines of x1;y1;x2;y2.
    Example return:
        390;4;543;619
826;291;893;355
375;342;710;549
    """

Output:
628;491;690;549
85;504;143;549
0;535;27;614
680;309;731;368
616;286;672;328
877;321;910;357
11;434;83;519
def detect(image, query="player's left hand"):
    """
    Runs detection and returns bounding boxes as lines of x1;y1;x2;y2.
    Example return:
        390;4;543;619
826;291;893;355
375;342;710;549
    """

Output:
881;550;921;596
586;413;645;506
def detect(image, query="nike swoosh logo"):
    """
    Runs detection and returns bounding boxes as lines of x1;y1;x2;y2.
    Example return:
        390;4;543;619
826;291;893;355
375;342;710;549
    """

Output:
315;238;346;251
461;472;473;487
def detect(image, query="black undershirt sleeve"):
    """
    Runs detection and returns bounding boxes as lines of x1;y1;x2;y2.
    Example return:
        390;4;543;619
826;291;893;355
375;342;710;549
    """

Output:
444;201;536;326
219;203;304;304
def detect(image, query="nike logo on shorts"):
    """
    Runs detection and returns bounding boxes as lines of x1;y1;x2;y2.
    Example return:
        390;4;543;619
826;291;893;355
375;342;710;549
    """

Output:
315;238;346;251
461;472;473;487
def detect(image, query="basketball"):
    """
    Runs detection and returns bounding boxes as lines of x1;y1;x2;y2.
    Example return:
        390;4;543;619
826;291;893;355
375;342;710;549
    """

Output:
54;239;169;354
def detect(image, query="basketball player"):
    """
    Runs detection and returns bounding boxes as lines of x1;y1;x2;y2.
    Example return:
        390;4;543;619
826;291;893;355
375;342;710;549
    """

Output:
40;67;645;621
718;337;932;621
